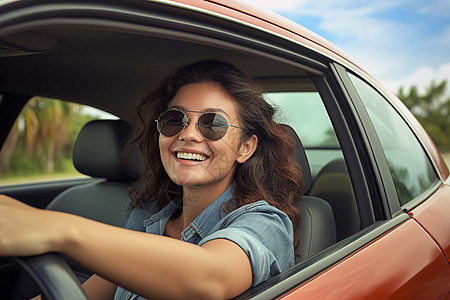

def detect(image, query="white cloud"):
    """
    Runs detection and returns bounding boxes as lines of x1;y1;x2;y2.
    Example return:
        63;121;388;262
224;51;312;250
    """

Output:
417;0;450;17
241;0;450;95
243;0;414;61
318;13;405;43
244;0;412;44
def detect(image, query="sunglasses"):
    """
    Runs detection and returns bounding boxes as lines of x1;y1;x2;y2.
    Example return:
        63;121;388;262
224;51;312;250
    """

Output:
155;109;244;141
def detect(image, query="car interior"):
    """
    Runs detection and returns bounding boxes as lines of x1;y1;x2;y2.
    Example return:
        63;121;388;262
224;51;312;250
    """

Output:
10;118;339;297
0;13;361;298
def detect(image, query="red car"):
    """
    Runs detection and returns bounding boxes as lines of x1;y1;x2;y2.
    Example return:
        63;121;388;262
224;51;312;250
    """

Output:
0;0;449;299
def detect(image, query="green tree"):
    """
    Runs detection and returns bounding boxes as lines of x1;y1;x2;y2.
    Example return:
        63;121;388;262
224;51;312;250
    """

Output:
0;99;39;173
397;80;450;149
0;97;90;176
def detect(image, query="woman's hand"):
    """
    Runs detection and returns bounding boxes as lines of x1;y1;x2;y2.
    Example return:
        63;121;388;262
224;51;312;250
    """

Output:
0;194;68;257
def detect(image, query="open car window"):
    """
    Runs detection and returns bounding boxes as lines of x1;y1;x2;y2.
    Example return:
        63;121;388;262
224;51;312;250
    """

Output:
266;92;342;180
0;96;117;186
266;90;358;241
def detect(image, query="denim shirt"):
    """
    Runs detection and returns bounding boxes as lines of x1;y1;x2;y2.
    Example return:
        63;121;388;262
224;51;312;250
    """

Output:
114;185;294;300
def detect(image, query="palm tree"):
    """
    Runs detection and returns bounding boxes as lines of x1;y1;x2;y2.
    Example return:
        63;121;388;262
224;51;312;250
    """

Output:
0;97;82;174
0;98;39;173
33;97;78;173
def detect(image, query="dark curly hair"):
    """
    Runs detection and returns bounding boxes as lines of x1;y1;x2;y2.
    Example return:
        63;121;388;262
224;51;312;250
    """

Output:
127;59;302;242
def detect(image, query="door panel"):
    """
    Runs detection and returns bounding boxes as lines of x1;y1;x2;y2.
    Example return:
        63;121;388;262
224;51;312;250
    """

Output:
0;178;98;208
281;218;450;299
412;184;450;263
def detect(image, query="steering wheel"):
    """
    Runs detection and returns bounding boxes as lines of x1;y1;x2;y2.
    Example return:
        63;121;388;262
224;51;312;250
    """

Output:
11;253;88;300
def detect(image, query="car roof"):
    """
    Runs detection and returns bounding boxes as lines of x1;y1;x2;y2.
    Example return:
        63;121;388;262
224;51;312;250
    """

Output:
0;0;366;118
182;0;357;65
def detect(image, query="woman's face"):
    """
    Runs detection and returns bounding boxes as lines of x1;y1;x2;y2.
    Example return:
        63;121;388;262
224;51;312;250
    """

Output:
158;82;254;190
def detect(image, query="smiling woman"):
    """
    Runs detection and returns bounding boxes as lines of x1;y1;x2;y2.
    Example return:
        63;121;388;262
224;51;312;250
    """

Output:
0;59;303;300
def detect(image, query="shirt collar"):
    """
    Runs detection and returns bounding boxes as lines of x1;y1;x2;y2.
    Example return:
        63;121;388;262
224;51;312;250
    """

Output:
143;197;182;228
181;184;233;241
143;184;234;242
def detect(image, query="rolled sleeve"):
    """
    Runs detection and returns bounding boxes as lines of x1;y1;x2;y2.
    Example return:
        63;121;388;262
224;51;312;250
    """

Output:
198;208;295;286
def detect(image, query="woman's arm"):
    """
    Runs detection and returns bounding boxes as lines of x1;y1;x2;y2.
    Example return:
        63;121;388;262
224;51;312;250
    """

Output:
63;216;252;299
0;195;252;299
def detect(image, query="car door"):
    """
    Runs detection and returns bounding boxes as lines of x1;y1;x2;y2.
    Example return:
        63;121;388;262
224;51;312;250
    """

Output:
237;66;450;299
344;68;450;264
280;65;450;299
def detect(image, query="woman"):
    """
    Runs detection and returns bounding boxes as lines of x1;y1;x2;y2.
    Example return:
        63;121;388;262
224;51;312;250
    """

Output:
0;59;302;299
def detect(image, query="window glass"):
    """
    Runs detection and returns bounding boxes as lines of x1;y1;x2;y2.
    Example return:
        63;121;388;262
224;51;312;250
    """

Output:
265;92;342;178
0;96;117;186
348;74;438;205
266;91;360;240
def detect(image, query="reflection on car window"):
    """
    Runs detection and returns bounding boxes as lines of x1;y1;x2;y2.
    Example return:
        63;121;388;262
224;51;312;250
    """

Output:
0;96;117;186
348;74;439;205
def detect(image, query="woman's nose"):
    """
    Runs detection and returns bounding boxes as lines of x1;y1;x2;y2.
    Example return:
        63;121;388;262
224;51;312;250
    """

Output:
179;117;203;142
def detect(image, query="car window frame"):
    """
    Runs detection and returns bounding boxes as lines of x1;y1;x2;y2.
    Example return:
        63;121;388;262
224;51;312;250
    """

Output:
312;73;380;224
347;73;441;210
330;64;401;216
0;93;29;149
239;68;390;296
239;64;410;298
333;64;442;215
239;63;425;298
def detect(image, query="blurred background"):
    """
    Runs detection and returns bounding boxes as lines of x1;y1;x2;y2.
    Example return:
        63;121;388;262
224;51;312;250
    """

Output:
0;97;116;184
244;0;450;166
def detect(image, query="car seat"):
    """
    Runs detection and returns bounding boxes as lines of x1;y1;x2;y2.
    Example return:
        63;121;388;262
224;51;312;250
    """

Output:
11;119;141;299
47;119;142;278
47;119;141;227
309;158;360;241
282;125;337;263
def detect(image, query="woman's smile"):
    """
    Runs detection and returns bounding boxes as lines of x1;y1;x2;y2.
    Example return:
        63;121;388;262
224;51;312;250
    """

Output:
176;152;208;162
173;149;210;166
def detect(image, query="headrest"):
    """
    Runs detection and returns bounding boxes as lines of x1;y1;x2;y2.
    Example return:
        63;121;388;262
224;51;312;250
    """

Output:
73;119;142;181
317;158;348;176
282;124;311;192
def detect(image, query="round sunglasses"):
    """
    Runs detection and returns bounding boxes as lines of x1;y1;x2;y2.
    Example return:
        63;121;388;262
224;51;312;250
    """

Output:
155;109;244;141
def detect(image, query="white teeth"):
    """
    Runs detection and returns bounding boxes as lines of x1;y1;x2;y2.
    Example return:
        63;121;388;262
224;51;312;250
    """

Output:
176;152;207;161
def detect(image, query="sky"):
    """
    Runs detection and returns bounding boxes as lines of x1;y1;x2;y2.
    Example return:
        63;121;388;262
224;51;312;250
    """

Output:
242;0;450;96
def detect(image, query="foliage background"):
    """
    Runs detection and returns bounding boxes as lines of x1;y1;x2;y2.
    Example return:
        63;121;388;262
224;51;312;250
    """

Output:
0;97;98;180
397;80;450;154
